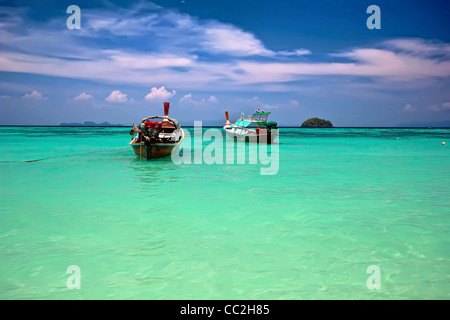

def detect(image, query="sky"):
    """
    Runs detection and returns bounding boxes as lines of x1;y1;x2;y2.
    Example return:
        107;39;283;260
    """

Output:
1;0;450;126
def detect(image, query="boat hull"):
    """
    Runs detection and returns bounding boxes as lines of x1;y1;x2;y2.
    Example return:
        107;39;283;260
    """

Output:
130;130;184;159
131;143;181;159
224;127;278;144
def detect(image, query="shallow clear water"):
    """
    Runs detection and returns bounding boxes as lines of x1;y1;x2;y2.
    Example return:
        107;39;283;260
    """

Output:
0;127;449;299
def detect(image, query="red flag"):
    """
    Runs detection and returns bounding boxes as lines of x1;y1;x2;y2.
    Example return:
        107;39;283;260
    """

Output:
164;102;170;117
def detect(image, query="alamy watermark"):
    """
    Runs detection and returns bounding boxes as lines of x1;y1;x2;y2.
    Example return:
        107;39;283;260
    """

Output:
366;265;381;290
170;121;279;175
66;5;381;31
66;265;81;289
66;5;81;29
366;5;381;30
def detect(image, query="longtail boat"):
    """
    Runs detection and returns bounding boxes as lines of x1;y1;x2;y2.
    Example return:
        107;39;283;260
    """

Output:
223;110;278;144
129;102;184;159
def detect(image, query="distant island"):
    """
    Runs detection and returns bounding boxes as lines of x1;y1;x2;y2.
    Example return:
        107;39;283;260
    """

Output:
301;117;333;128
59;121;125;127
396;120;450;128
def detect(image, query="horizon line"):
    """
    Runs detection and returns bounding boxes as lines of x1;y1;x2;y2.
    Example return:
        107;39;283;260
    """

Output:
1;125;450;129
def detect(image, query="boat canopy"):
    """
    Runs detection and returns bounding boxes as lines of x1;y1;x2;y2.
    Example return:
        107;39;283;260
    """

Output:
231;111;272;128
234;119;252;127
251;112;271;125
140;116;180;129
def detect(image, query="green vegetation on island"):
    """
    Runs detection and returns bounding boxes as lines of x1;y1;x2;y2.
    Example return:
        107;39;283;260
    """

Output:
301;117;333;128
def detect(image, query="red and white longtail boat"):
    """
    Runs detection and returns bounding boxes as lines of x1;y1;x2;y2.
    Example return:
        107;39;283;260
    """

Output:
129;102;184;160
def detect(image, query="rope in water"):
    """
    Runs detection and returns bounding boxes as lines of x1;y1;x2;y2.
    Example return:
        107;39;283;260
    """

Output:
0;147;131;163
112;145;131;159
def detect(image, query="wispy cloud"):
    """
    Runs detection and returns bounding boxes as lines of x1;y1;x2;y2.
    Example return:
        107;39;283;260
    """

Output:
179;93;219;106
236;96;279;110
428;102;450;112
403;104;418;112
202;24;273;57
290;99;300;107
278;49;311;56
235;45;450;85
0;3;449;94
108;51;195;69
383;38;450;58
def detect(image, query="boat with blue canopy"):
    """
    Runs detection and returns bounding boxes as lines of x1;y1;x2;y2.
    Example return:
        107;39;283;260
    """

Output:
223;110;278;144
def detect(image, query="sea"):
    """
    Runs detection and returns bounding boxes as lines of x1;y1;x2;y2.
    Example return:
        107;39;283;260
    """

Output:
0;126;449;299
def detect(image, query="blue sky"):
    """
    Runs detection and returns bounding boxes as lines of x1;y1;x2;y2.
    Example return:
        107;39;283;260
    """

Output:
1;0;450;126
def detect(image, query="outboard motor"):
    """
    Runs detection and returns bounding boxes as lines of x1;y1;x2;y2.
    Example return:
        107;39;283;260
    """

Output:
266;121;278;130
139;121;162;143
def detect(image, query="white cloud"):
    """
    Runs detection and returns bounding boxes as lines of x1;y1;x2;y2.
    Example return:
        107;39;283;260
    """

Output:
109;51;195;69
145;86;176;101
384;38;450;58
73;92;93;101
278;49;311;56
82;5;275;58
206;96;219;103
237;96;260;104
83;5;276;58
233;46;450;85
428;105;440;111
428;102;450;112
202;24;275;57
236;96;279;110
260;103;279;110
442;102;450;110
179;93;192;103
105;90;128;103
1;4;449;93
22;90;47;100
403;104;418;112
179;94;219;106
290;99;300;107
83;3;161;36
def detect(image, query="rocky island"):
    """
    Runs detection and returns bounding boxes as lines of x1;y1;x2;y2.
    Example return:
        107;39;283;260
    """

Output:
301;117;333;128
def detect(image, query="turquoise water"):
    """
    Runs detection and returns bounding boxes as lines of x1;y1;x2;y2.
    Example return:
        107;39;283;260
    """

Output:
0;127;449;299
